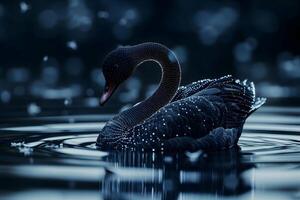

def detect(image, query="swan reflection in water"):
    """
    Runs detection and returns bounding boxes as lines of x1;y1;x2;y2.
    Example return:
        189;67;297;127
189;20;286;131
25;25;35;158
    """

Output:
101;148;253;200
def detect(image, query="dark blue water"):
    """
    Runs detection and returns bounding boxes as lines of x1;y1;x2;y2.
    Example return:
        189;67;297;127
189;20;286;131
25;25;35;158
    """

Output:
0;105;299;200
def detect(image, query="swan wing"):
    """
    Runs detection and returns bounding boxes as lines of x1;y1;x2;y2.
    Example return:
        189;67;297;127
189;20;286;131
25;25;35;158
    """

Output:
120;76;265;151
173;75;266;127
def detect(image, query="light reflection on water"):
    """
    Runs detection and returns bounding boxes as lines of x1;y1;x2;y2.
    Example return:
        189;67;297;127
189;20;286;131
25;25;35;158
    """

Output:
0;106;300;200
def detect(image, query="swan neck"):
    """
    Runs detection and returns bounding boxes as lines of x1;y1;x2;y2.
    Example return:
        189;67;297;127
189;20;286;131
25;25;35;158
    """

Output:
115;43;181;129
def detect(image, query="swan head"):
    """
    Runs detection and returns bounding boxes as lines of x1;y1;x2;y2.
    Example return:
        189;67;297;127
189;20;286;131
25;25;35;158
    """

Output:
100;46;136;105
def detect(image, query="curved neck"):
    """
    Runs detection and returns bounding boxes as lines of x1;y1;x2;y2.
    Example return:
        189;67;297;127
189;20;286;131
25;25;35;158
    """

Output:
113;43;181;129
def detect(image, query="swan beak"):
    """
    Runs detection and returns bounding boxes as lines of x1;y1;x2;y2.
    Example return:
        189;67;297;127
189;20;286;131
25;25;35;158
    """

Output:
100;84;116;106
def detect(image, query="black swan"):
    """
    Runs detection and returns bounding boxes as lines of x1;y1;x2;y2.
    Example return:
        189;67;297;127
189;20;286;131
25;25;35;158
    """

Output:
96;42;266;151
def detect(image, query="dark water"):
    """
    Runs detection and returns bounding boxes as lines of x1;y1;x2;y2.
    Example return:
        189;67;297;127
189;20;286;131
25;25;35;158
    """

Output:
0;106;300;200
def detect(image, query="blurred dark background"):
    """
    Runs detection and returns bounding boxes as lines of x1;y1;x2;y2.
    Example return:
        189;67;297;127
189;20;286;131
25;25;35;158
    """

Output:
0;0;300;114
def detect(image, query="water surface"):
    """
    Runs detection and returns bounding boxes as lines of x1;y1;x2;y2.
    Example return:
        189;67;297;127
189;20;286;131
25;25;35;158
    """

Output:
0;106;299;200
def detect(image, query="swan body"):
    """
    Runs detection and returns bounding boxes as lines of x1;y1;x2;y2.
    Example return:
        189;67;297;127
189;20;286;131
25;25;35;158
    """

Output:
97;42;266;151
